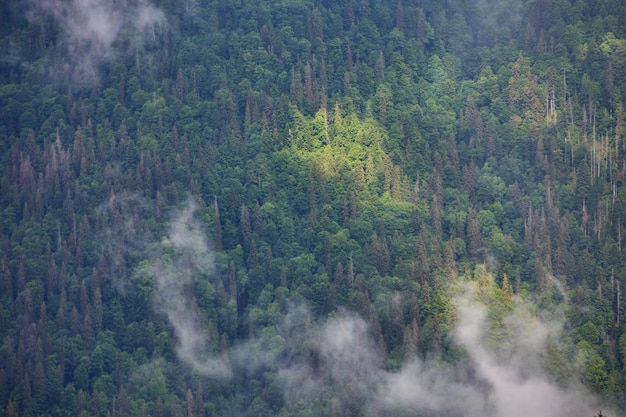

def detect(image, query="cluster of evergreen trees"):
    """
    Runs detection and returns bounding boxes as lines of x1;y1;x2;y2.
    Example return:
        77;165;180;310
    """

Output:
1;0;626;415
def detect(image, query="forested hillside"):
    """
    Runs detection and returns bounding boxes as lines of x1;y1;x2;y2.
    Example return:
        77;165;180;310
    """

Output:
1;0;626;416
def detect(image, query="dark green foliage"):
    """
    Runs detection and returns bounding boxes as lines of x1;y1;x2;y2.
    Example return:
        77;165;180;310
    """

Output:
1;0;626;415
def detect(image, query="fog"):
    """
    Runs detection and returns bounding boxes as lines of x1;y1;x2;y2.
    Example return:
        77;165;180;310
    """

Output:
115;202;616;417
25;0;165;86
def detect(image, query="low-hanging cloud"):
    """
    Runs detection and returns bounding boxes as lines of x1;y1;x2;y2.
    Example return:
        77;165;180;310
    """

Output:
107;199;619;417
147;200;233;378
451;284;601;417
25;0;165;86
96;195;232;377
275;284;616;417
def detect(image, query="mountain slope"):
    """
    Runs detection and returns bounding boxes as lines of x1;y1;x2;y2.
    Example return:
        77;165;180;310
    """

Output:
1;0;626;416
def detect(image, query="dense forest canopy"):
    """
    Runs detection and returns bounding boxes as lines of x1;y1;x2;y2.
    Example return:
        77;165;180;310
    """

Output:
2;0;626;416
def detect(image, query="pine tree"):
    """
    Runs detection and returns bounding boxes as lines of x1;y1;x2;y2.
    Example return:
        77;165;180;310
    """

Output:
467;208;482;258
213;196;223;251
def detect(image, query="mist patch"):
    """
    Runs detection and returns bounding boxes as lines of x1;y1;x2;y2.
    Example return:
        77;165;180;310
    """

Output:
25;0;165;87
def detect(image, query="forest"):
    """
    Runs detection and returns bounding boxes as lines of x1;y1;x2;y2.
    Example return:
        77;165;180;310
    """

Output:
1;0;626;416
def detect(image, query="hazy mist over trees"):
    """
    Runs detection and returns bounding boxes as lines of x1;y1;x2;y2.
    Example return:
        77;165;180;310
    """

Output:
1;0;626;416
